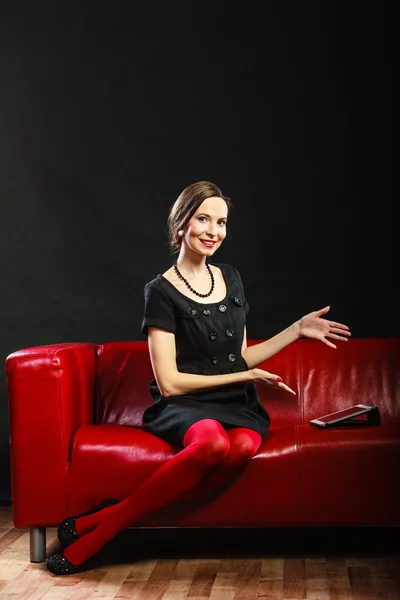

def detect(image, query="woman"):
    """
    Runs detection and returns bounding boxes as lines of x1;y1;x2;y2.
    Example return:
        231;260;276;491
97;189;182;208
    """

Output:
47;180;351;575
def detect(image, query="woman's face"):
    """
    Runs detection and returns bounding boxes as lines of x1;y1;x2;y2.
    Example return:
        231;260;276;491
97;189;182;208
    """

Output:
182;196;228;257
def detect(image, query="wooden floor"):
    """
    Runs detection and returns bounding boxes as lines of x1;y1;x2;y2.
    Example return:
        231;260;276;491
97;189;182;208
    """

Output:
0;507;399;599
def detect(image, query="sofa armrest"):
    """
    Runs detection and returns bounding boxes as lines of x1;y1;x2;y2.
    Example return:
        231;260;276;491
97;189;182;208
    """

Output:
5;342;97;527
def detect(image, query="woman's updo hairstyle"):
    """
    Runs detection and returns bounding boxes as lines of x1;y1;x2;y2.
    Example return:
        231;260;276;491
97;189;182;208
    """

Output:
167;181;233;255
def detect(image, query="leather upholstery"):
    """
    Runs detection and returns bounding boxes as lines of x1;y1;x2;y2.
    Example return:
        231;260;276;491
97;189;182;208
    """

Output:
5;338;400;528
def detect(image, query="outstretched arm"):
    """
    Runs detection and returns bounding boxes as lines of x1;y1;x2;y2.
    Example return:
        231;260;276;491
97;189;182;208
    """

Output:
242;305;351;369
148;327;295;397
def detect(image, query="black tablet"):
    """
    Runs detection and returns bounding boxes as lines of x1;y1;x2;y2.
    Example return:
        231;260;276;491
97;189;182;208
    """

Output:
309;404;380;428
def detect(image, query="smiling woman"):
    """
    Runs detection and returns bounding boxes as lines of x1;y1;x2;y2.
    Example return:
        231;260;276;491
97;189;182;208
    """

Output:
167;181;232;259
46;180;352;576
177;196;228;259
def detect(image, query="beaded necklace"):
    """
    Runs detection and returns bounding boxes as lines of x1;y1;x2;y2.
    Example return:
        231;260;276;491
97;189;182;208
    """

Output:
173;261;215;298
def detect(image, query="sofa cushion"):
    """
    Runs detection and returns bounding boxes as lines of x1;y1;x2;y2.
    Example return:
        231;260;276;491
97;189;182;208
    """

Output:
296;420;400;526
95;341;152;427
301;338;400;423
66;424;300;527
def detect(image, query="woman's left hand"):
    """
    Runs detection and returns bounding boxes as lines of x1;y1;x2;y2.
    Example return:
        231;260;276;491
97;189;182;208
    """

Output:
297;306;351;349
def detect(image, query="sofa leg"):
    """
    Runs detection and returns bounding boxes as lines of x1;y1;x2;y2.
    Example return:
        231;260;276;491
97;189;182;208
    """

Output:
30;527;46;562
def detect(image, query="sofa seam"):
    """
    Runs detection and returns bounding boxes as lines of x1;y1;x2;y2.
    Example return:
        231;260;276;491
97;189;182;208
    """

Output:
54;361;68;513
94;344;103;424
299;340;304;424
295;423;302;525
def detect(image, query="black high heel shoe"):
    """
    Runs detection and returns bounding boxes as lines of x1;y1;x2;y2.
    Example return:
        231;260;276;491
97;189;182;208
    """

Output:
46;551;89;575
57;498;119;548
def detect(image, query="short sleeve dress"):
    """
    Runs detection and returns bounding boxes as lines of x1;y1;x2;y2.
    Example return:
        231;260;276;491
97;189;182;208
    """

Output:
140;262;271;447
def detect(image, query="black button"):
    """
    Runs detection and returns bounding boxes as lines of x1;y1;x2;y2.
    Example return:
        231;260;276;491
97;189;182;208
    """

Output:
202;309;211;316
218;304;227;312
233;297;242;306
209;332;217;341
228;353;236;362
226;329;234;337
211;357;219;365
190;309;198;316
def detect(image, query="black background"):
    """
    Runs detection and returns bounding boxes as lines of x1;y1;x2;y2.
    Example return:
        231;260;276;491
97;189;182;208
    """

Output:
0;1;395;503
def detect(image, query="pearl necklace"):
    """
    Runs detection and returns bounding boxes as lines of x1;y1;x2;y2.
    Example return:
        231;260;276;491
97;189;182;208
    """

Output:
173;261;215;298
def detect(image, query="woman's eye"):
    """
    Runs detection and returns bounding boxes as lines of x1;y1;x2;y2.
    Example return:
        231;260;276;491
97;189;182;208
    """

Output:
198;217;226;225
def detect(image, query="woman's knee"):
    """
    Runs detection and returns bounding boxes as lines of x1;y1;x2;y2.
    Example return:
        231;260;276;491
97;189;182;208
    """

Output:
199;435;230;465
225;429;262;466
225;443;255;466
183;419;230;465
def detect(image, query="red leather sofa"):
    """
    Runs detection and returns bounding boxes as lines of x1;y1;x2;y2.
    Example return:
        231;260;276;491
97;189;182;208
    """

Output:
5;337;400;562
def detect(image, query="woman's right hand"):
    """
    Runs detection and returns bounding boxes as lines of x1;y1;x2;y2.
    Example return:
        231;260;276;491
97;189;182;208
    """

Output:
250;368;297;396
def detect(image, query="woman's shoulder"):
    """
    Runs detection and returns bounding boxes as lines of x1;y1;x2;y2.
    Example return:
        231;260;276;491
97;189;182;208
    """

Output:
211;262;241;280
143;273;167;297
210;261;235;273
144;274;161;289
160;266;175;283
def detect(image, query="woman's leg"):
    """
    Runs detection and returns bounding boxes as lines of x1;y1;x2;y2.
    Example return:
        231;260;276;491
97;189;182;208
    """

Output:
63;419;230;566
177;426;263;502
75;426;262;535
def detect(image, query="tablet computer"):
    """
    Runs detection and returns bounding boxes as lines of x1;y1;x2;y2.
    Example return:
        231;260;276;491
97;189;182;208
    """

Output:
309;404;380;428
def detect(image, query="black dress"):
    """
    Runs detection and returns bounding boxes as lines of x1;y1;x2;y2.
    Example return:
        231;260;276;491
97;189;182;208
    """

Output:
140;262;271;447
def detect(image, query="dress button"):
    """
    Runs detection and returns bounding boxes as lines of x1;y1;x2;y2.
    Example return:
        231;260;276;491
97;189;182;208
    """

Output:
202;309;211;316
233;297;242;306
211;357;219;365
228;353;236;362
209;332;217;341
190;308;198;316
226;329;234;337
218;304;227;312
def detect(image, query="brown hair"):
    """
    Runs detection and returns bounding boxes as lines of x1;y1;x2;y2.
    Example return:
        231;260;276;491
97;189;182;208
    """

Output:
167;181;233;254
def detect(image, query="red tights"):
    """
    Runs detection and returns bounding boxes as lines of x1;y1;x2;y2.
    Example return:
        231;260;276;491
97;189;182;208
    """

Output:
64;419;262;566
